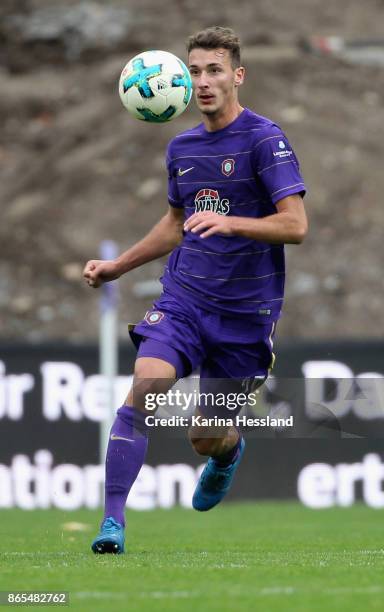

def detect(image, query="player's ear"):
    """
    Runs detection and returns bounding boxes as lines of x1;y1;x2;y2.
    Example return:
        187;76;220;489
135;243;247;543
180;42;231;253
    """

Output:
234;66;245;87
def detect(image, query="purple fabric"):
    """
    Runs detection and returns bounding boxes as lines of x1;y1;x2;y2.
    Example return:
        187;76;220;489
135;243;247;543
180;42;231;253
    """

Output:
103;405;148;527
163;108;306;321
131;293;276;384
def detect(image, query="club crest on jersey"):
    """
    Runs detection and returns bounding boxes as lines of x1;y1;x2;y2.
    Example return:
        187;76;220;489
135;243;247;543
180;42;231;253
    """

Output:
194;188;230;215
221;158;235;176
144;311;164;325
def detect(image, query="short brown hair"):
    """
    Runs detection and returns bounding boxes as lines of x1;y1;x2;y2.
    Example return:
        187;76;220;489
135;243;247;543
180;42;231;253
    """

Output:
187;26;241;68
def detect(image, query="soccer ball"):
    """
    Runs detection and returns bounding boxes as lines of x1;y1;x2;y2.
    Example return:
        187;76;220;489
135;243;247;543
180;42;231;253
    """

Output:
119;50;193;123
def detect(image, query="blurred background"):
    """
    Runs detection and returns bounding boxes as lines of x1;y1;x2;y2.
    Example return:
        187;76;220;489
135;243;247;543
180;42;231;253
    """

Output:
1;0;383;341
0;0;383;513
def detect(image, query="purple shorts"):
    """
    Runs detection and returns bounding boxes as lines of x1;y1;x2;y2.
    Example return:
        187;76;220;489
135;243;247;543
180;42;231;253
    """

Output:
130;291;277;416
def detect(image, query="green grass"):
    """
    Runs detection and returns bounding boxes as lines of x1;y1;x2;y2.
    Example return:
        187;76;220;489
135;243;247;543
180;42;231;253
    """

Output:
0;503;383;611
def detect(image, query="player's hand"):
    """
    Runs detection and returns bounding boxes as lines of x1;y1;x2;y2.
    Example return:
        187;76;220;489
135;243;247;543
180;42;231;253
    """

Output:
184;211;234;238
83;259;120;288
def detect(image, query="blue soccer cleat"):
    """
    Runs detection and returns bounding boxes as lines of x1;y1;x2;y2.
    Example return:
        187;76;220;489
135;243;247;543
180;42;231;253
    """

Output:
91;517;125;554
192;437;246;511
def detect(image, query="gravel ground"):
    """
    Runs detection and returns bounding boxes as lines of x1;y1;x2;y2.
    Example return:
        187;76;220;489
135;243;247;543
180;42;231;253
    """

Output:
1;0;383;341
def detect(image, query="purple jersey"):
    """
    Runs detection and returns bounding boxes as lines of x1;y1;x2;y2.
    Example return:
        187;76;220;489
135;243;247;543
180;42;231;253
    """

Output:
162;108;306;321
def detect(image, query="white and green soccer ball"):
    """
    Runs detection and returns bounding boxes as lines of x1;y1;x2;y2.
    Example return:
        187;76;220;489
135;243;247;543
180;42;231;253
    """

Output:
119;50;193;123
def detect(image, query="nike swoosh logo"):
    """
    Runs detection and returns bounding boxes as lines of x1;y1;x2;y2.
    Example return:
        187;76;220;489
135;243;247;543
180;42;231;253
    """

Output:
178;167;194;176
110;433;134;442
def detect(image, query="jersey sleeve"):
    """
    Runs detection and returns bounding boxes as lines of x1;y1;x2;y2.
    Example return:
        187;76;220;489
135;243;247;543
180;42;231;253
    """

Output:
166;143;183;209
251;126;306;205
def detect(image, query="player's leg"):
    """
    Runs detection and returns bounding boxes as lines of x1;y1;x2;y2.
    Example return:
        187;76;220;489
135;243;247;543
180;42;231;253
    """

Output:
190;318;276;511
188;406;240;459
92;349;181;554
92;292;203;553
188;382;246;512
103;356;177;523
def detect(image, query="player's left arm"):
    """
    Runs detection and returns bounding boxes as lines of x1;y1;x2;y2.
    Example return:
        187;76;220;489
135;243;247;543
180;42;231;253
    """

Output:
184;193;308;244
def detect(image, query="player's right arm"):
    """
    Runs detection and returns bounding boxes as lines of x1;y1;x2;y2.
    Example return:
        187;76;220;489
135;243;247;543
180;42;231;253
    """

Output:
83;206;184;288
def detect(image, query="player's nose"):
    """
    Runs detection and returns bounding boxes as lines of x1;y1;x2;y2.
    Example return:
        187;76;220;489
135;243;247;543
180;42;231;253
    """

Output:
196;71;209;88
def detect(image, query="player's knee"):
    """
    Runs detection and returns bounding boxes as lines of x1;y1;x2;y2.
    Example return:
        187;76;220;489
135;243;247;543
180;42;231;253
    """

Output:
134;356;176;380
125;358;176;411
133;359;152;380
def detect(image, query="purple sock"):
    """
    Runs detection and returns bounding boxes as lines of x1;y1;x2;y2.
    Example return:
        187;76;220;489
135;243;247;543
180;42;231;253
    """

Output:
214;435;243;467
103;405;148;527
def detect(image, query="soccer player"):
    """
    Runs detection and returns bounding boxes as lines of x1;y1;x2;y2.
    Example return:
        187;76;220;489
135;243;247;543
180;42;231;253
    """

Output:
84;26;308;554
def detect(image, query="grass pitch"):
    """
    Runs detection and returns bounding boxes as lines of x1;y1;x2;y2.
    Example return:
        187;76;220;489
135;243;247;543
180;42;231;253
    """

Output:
0;502;383;611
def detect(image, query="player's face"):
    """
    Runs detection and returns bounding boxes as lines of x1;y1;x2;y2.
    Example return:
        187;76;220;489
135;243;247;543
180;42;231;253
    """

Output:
188;48;244;117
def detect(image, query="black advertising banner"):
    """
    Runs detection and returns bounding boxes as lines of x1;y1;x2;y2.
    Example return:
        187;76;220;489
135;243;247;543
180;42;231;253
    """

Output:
0;340;383;510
